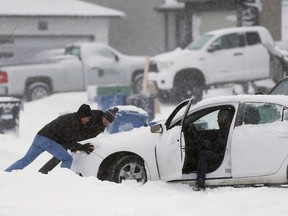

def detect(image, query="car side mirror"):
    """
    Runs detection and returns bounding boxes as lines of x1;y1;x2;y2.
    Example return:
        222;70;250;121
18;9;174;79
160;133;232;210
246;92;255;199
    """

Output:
208;44;221;52
150;124;163;133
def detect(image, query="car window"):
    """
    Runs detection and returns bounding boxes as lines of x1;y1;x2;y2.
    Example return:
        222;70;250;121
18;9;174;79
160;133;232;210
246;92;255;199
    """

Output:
282;108;288;121
168;102;189;128
97;48;116;60
242;103;282;125
245;32;261;46
185;34;213;50
213;33;245;50
194;110;219;130
184;105;235;132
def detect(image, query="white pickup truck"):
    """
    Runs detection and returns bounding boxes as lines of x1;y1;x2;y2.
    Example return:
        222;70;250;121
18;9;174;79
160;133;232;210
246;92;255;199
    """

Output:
148;26;286;102
0;42;146;101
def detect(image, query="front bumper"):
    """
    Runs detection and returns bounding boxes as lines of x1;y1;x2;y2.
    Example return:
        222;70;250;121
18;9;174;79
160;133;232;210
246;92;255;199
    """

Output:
148;71;174;90
71;151;103;177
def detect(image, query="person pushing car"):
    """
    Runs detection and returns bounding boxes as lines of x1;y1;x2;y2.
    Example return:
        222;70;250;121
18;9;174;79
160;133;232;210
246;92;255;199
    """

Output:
5;104;118;173
38;107;119;174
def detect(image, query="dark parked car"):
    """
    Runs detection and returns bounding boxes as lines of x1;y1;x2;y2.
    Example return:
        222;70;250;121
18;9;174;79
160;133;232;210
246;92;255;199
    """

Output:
269;77;288;95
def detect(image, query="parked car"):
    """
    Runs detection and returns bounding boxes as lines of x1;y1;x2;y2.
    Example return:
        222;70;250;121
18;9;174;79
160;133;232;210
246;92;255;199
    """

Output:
148;26;286;103
71;94;288;187
0;42;146;101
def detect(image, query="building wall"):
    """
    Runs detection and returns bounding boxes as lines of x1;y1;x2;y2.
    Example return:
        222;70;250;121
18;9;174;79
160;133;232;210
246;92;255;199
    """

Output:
0;16;110;65
283;0;288;41
84;0;165;56
260;0;282;41
192;10;236;40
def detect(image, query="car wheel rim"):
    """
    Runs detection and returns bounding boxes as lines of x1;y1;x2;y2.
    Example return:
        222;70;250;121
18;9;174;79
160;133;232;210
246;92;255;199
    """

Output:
134;77;143;94
31;87;48;100
119;162;145;183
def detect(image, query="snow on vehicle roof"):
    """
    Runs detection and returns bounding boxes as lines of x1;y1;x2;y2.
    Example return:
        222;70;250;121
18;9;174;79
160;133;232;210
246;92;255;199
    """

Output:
115;105;148;115
195;94;288;108
0;0;125;17
206;26;267;35
205;26;274;45
0;97;21;102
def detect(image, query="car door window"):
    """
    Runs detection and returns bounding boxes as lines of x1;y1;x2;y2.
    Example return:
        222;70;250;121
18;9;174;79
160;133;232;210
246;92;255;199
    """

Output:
185;105;235;132
97;48;116;60
242;103;282;125
245;32;261;46
282;107;288;121
213;33;245;50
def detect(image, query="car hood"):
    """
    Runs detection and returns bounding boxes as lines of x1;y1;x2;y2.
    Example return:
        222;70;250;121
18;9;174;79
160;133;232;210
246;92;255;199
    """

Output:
87;126;158;158
122;55;146;65
151;48;191;62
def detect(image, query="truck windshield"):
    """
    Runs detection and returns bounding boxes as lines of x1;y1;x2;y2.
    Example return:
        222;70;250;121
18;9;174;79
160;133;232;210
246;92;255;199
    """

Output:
185;34;213;51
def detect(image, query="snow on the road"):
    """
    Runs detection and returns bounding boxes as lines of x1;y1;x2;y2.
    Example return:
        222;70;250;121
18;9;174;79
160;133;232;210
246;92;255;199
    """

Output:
1;91;288;216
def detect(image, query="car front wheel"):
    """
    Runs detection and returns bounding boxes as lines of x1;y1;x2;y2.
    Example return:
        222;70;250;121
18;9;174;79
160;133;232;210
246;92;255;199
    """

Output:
107;155;147;184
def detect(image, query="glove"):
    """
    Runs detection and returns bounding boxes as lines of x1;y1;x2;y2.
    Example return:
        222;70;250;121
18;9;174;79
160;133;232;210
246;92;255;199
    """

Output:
81;143;95;154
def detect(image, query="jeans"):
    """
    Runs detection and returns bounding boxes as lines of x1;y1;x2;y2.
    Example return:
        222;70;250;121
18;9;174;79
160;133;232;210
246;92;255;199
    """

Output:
5;135;72;172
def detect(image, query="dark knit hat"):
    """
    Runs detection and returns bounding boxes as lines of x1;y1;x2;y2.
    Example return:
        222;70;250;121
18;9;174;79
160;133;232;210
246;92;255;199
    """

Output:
104;107;119;122
77;104;92;118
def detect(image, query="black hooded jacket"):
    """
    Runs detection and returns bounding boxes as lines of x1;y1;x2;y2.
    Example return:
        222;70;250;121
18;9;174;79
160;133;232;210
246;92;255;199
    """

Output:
37;109;106;150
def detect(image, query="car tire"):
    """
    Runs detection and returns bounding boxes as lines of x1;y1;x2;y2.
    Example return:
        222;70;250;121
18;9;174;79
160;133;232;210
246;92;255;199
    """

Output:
107;154;147;184
174;71;204;103
133;73;144;94
157;90;174;103
27;82;50;101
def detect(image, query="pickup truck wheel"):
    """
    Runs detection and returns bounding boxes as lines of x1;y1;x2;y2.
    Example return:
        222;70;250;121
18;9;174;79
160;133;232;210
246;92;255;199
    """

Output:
27;82;50;101
174;72;204;103
133;74;143;94
157;90;172;103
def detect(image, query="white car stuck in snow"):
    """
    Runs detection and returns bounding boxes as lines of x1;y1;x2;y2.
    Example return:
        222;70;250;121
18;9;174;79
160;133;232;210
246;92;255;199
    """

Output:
71;94;288;187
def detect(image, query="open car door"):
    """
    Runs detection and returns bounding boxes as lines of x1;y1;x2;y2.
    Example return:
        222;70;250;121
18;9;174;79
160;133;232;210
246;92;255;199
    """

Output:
155;97;194;181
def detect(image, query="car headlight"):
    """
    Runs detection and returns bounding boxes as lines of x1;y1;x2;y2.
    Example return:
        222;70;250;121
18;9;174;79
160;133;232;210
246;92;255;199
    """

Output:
158;60;174;70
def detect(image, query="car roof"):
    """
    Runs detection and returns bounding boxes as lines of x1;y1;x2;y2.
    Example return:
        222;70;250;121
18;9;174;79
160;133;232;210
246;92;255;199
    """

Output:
206;26;266;35
205;26;274;45
193;94;288;109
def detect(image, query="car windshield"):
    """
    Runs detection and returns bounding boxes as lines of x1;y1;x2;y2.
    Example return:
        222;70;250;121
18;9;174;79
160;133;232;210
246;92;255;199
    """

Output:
269;79;288;95
185;34;214;50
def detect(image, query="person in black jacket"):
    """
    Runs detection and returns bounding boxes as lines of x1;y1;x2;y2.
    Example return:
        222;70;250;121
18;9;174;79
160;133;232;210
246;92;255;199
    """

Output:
38;107;119;174
194;107;234;191
5;104;118;173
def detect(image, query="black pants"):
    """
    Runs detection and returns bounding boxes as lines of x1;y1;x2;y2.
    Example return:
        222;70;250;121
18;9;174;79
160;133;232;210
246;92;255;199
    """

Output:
38;157;61;174
196;150;221;186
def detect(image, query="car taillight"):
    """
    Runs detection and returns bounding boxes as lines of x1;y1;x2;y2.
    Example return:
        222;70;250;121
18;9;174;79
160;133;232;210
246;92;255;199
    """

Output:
0;71;8;83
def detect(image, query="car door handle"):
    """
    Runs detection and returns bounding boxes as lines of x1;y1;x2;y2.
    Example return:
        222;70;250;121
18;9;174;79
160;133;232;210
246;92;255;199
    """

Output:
233;52;243;56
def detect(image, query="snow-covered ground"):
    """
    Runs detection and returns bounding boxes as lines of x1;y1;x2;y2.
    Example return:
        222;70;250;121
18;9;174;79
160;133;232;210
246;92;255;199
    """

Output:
1;89;288;216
